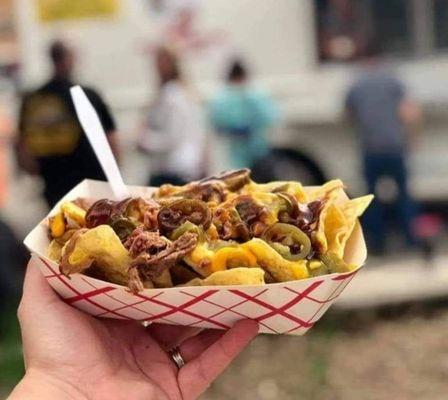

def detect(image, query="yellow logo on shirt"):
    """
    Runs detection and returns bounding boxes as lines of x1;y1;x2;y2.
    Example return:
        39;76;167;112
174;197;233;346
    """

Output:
22;94;81;157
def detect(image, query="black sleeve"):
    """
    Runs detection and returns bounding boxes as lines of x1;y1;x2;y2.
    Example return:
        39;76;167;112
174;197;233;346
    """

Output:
17;94;30;136
83;87;117;134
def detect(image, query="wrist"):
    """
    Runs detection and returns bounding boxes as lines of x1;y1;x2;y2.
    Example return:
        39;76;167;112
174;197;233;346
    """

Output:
9;369;88;400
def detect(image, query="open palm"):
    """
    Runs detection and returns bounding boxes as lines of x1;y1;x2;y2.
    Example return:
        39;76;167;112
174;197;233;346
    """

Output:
11;262;258;400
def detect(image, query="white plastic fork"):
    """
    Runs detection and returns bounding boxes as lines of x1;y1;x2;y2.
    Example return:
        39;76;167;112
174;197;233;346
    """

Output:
70;85;130;200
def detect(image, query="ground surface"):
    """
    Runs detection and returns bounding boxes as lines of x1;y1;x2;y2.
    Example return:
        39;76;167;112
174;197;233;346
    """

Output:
3;305;448;400
202;307;448;400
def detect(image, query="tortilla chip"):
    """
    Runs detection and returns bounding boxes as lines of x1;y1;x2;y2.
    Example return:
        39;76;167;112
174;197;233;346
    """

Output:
47;239;63;261
324;203;348;257
321;253;357;273
308;179;345;202
61;225;131;285
246;181;309;203
242;238;309;282
343;195;374;220
338;195;374;255
315;190;373;258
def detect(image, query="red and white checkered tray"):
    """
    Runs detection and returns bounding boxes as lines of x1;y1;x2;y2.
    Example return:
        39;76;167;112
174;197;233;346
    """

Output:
24;180;366;335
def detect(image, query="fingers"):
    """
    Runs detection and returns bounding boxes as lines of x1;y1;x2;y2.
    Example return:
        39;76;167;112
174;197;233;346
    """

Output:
147;324;202;349
178;329;224;363
179;320;258;400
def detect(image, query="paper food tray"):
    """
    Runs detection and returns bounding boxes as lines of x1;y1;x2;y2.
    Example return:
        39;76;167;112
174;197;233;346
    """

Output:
24;180;366;335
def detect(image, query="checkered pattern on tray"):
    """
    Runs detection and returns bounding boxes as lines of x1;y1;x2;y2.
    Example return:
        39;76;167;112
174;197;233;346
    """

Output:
32;254;358;335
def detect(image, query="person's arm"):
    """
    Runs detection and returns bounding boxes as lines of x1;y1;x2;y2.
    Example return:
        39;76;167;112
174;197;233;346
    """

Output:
399;98;422;128
344;87;355;123
15;96;39;175
251;91;279;130
394;79;422;150
399;98;422;151
106;131;120;163
84;88;120;162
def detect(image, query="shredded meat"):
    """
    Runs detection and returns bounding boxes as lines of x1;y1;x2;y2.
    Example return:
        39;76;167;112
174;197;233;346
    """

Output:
128;266;155;294
128;266;145;294
235;195;268;227
131;232;198;283
59;229;89;276
124;227;168;257
141;199;160;230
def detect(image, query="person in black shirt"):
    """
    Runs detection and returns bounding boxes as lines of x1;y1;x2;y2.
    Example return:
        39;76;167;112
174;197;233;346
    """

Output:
16;40;119;207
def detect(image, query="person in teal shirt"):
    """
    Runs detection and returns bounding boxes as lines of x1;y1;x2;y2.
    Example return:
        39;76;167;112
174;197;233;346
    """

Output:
209;60;279;169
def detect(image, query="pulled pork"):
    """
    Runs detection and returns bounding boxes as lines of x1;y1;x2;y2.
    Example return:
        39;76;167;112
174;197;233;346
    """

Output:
128;232;198;293
141;199;160;230
124;227;168;257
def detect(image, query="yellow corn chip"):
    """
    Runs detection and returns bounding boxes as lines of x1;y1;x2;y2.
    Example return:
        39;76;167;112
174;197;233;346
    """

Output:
242;238;309;282
324;204;348;257
308;179;345;202
61;225;131;285
317;193;373;258
339;195;374;256
47;239;63;261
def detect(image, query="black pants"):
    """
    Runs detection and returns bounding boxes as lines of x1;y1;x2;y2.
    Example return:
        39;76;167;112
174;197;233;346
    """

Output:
363;152;418;251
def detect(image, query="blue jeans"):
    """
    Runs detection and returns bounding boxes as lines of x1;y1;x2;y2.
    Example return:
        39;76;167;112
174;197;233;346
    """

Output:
363;153;417;251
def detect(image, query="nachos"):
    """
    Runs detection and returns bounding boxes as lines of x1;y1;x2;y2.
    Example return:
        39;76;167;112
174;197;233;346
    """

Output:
47;169;372;293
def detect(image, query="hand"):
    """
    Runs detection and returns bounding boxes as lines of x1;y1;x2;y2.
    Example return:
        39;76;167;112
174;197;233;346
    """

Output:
10;262;258;400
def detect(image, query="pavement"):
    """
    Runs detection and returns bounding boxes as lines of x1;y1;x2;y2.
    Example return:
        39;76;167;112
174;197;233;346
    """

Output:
335;253;448;309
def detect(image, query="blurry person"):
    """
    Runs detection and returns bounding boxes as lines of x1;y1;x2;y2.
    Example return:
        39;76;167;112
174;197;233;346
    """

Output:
0;103;11;206
345;40;421;254
138;45;206;186
209;59;278;170
16;40;119;208
0;104;27;333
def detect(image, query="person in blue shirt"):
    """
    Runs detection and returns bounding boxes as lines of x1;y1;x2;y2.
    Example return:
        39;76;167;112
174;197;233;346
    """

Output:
209;60;279;169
